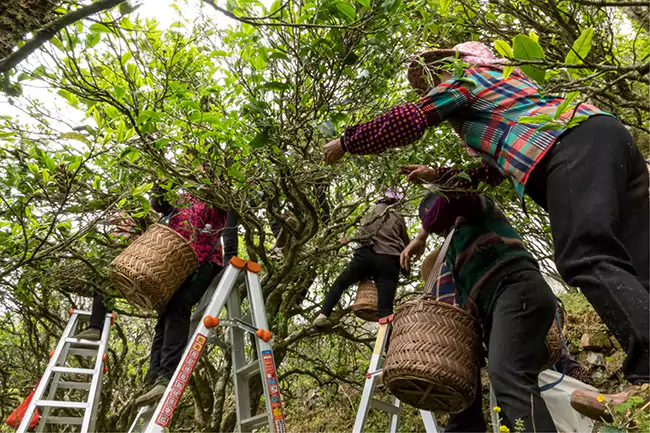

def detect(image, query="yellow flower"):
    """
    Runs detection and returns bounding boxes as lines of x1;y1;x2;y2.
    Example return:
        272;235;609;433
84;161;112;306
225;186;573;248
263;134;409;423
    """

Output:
597;394;606;403
493;406;501;413
499;426;510;433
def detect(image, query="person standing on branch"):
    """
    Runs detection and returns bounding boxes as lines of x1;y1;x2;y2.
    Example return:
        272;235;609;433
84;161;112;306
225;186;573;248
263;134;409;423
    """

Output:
313;189;410;327
323;42;649;419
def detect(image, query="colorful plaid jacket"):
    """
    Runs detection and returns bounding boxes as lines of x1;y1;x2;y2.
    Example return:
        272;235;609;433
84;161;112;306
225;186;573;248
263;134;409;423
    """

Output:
341;68;608;196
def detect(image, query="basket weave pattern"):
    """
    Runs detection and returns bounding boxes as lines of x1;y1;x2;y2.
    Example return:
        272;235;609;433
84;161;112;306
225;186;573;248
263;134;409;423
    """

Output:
352;281;379;322
109;223;197;311
383;298;481;413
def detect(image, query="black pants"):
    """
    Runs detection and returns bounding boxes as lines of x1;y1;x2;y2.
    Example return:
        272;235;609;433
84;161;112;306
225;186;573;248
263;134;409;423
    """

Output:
526;115;650;384
89;291;109;330
148;261;221;383
447;266;557;433
321;246;400;318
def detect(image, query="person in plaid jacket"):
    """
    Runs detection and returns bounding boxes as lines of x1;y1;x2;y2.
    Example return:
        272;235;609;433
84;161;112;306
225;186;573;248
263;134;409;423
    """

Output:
324;42;649;420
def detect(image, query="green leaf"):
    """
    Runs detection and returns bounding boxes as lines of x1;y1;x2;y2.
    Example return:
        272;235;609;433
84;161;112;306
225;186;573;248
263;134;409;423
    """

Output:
565;114;589;129
27;163;39;176
93;176;101;190
358;0;371;8
41;151;56;172
50;37;64;51
456;171;471;181
86;32;101;48
89;23;112;34
537;122;564;132
553;92;579;119
133;195;151;218
114;85;126;100
336;3;357;21
528;30;539;43
512;35;546;84
494;40;513;58
440;0;452;15
249;130;269;148
260;81;289;92
503;65;514;80
68;156;82;172
59;132;90;146
119;147;135;161
565;28;594;65
42;169;50;183
518;114;554;124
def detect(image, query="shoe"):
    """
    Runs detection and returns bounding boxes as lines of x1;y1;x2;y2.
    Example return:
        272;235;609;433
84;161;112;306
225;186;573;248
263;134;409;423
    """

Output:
72;328;101;341
566;365;596;387
571;385;641;422
134;377;170;407
312;315;331;328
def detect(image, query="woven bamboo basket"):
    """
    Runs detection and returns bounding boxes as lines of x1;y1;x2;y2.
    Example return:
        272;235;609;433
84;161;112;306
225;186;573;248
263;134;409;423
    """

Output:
109;223;197;311
352;281;379;322
420;250;439;282
383;297;481;413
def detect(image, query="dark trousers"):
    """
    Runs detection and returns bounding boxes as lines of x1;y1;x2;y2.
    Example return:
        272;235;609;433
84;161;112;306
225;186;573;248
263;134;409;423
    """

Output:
526;115;650;384
148;262;221;383
447;267;557;433
321;246;400;318
89;291;109;330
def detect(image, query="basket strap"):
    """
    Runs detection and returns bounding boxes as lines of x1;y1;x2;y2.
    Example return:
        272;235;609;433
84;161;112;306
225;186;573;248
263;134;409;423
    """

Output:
423;227;455;297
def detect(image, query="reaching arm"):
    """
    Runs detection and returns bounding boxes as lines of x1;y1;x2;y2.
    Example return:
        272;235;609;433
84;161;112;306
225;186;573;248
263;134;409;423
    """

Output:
340;80;472;156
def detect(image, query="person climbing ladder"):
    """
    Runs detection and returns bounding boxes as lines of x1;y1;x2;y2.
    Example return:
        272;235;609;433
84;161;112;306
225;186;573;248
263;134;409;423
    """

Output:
314;189;410;327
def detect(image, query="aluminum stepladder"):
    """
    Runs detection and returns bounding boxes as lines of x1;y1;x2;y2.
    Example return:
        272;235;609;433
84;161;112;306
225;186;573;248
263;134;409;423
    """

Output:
353;314;440;433
130;257;286;433
17;309;114;433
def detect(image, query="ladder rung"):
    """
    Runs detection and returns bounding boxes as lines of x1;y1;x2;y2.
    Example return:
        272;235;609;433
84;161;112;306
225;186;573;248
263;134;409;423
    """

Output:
35;400;88;409
51;366;95;375
235;360;259;380
42;416;84;425
67;348;99;357
240;413;268;430
65;338;101;346
370;398;400;415
57;381;91;391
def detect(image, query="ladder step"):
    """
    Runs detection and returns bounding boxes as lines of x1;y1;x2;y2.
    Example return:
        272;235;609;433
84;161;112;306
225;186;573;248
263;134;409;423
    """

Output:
42;416;84;425
240;413;268;430
58;381;91;391
35;400;88;409
67;347;99;357
370;398;400;415
51;366;95;375
65;338;101;346
235;360;259;380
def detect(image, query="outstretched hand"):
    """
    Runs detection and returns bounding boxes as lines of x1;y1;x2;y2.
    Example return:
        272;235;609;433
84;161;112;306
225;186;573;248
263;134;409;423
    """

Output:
398;164;438;184
400;238;426;270
323;138;345;164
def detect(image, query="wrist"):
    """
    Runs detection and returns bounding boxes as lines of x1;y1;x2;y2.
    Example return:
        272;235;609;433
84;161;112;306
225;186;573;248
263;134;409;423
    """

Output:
340;135;348;153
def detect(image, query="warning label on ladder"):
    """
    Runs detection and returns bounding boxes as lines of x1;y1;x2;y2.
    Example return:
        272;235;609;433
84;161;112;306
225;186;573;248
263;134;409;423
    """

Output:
261;350;286;433
155;334;207;428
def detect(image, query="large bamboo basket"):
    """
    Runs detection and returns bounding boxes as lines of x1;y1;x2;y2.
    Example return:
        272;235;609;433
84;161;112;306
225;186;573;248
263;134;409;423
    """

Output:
383;297;481;413
109;223;197;311
352;281;379;322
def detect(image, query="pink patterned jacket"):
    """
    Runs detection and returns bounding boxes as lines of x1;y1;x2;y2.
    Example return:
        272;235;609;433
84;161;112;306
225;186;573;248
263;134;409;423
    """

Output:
152;193;227;266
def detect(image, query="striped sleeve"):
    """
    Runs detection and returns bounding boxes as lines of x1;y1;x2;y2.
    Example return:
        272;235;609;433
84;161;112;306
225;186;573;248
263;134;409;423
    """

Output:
342;103;428;155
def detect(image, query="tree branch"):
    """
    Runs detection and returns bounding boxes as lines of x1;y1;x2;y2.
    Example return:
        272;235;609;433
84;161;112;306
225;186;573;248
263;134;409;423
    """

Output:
573;0;650;6
0;0;124;73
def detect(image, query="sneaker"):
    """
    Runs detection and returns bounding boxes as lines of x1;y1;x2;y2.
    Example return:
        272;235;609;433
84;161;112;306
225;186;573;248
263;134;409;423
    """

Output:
312;315;331;328
571;385;641;422
72;328;101;341
134;377;170;407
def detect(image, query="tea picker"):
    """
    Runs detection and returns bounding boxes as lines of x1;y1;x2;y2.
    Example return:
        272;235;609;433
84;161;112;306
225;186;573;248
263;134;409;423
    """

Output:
128;257;286;433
